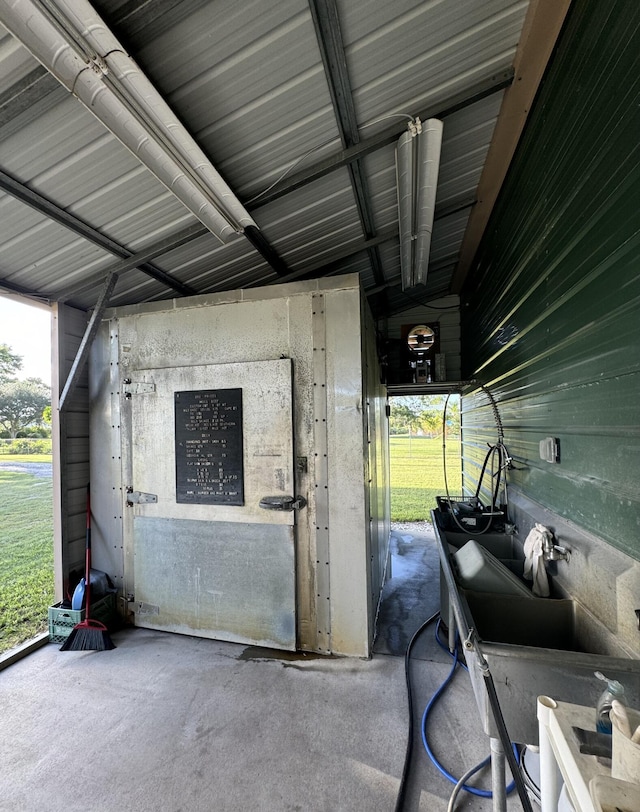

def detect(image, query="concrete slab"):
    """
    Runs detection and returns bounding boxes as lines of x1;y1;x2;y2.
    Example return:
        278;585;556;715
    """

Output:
0;522;526;812
1;630;404;812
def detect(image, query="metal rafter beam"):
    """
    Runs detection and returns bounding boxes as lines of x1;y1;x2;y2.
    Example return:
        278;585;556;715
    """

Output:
0;168;199;296
274;194;475;287
308;0;359;144
0;274;50;303
60;223;209;301
0;68;63;139
243;225;290;277
309;0;384;286
248;70;514;211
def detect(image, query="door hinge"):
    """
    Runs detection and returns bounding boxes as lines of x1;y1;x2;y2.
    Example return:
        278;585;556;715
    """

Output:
126;488;158;505
123;380;156;398
127;599;160;616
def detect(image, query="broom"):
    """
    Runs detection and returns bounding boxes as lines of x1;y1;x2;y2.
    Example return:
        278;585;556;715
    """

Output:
61;484;115;652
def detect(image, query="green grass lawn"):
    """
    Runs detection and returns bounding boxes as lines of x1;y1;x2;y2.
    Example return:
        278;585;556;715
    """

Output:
390;435;462;521
0;443;452;650
0;470;54;654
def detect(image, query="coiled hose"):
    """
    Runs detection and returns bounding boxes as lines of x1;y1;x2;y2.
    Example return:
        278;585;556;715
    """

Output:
394;615;517;811
441;389;511;536
421;620;518;799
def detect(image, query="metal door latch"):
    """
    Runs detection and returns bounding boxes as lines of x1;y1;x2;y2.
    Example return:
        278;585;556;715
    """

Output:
126;488;158;505
259;495;307;511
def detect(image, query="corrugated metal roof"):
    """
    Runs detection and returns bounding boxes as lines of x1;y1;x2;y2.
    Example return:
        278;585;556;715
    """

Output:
142;0;341;194
0;22;35;92
340;0;525;120
0;0;531;317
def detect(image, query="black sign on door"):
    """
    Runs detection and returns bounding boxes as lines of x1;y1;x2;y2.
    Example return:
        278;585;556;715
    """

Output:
174;388;244;505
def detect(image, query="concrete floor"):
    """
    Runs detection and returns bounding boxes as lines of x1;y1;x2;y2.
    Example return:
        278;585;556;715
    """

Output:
0;524;526;812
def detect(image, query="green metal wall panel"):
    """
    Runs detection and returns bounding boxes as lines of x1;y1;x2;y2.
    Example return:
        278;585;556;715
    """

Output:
461;0;640;560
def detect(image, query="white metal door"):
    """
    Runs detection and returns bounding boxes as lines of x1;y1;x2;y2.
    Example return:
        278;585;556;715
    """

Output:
127;359;297;649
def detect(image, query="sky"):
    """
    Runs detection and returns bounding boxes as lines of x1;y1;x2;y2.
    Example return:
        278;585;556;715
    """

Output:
0;296;52;385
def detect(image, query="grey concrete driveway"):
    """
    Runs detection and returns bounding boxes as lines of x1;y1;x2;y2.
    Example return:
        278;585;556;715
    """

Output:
0;460;52;477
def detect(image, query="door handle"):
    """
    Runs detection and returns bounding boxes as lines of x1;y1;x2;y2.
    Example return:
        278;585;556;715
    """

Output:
259;495;307;511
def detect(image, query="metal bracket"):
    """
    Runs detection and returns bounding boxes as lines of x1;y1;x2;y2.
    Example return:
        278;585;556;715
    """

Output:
464;627;477;651
127;600;160;616
123;380;156;398
126;488;158;505
259;495;307;511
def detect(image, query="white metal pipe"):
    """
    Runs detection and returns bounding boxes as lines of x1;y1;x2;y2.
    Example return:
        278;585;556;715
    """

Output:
413;118;443;284
396;127;415;290
490;736;507;812
396;118;443;289
0;0;256;243
538;696;559;812
448;595;456;652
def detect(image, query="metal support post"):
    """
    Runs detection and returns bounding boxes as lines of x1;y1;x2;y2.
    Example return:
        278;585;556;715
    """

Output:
58;272;118;412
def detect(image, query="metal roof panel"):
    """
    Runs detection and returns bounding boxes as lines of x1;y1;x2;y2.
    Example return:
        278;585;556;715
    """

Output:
338;0;526;122
0;0;532;312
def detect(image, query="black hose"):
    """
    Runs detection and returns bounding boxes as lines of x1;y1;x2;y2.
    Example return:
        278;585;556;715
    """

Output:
474;442;506;507
442;393;506;536
473;443;494;501
394;611;440;812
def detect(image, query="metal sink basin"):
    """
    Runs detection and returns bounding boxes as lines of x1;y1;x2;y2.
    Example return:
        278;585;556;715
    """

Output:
433;514;640;745
461;590;632;657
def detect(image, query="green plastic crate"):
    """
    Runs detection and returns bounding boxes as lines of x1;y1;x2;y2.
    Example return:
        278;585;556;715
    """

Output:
48;593;117;643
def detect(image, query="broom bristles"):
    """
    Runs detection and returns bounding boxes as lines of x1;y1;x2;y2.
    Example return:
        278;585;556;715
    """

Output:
60;619;116;652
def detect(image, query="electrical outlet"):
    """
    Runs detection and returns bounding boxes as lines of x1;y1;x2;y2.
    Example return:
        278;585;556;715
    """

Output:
539;437;560;463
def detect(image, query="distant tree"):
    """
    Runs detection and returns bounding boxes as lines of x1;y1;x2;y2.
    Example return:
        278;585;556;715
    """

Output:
445;398;461;438
0;343;22;382
390;403;420;435
391;394;461;438
392;395;426;411
0;378;51;438
418;408;441;437
42;404;52;425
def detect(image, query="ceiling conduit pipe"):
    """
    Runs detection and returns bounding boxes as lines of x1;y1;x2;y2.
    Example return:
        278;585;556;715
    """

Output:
396;117;443;290
0;0;256;244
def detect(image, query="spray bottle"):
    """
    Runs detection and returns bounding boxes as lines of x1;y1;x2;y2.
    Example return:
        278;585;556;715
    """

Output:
595;671;626;734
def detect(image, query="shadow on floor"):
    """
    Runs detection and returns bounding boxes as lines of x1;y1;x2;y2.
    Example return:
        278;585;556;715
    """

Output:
0;522;524;812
